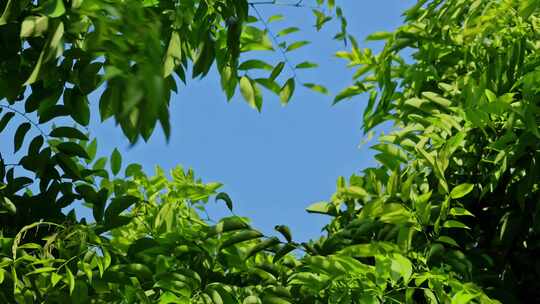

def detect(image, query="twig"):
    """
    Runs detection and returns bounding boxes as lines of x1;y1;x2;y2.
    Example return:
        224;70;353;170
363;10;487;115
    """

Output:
0;104;48;138
249;0;318;9
250;3;298;79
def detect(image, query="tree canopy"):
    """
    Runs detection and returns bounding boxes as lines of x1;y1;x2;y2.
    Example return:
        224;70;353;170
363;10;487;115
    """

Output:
1;0;540;303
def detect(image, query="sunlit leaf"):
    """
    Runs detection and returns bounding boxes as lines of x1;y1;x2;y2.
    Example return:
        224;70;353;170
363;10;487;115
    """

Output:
450;183;474;199
303;83;328;95
279;78;295;105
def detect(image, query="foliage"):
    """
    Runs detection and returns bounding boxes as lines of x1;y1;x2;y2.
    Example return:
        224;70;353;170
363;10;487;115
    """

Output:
0;0;335;236
330;0;540;302
1;0;540;303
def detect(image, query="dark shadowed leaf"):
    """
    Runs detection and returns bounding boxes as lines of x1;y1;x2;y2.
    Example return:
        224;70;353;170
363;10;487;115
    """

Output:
216;192;233;211
14;122;30;153
50;127;88;141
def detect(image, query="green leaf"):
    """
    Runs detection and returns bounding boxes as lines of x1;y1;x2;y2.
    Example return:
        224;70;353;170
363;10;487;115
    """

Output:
276;27;300;37
39;105;70;124
56;153;81;179
220;230;263;249
1;197;16;214
239;59;273;71
43;0;66;17
245;237;280;259
215;192;233;211
26;267;56;276
57;142;90;159
14;122;31;153
193;37;216;78
391;254;413;283
328;0;335;9
254;78;281;94
0;0;14;25
65;89;90;126
285;41;310;52
270;62;285;81
450;183;474;199
450;207;475;217
338;243;377;257
273;243;296;263
303;83;328;95
279;78;295;105
244;295;262;304
49;20;64;54
208;217;250;237
240;76;256;108
20;16;49;37
66;268;75;295
86;138;97;162
18;242;41;250
127;238;160;258
261;296;292;304
27;135;44;156
163;32;182;78
267;14;284;23
333;85;366;104
422;92;452;108
443;220;470;230
104;195;139;222
50;127;88;140
51;272;62;287
24;49;45;85
93;157;107;171
295;61;318;69
71;280;89;303
110;148;122;175
313;9;332;31
0;112;15;133
437;236;460;247
125;263;153;280
208;290;224;304
125;164;142;177
520;0;540;18
305;201;335;215
274;225;292;242
379;203;414;225
365;31;393;41
92;189;108;223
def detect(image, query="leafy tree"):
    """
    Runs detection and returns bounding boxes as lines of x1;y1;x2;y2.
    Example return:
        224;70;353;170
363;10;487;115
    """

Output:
1;0;540;303
327;0;540;302
0;0;327;233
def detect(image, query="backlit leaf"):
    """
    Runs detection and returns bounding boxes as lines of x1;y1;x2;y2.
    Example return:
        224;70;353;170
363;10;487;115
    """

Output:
303;83;328;94
279;78;295;105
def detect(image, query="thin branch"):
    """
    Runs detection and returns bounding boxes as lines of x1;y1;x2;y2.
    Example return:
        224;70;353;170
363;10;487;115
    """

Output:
0;104;48;138
249;0;318;9
250;3;298;79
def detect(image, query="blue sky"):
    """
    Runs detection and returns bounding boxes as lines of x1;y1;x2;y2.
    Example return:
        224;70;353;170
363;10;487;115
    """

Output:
1;0;413;242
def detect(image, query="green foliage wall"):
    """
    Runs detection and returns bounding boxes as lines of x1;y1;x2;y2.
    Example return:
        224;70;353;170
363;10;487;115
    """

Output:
1;0;539;303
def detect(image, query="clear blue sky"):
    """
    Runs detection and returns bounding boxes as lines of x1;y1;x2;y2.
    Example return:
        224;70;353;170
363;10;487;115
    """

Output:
1;1;414;242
